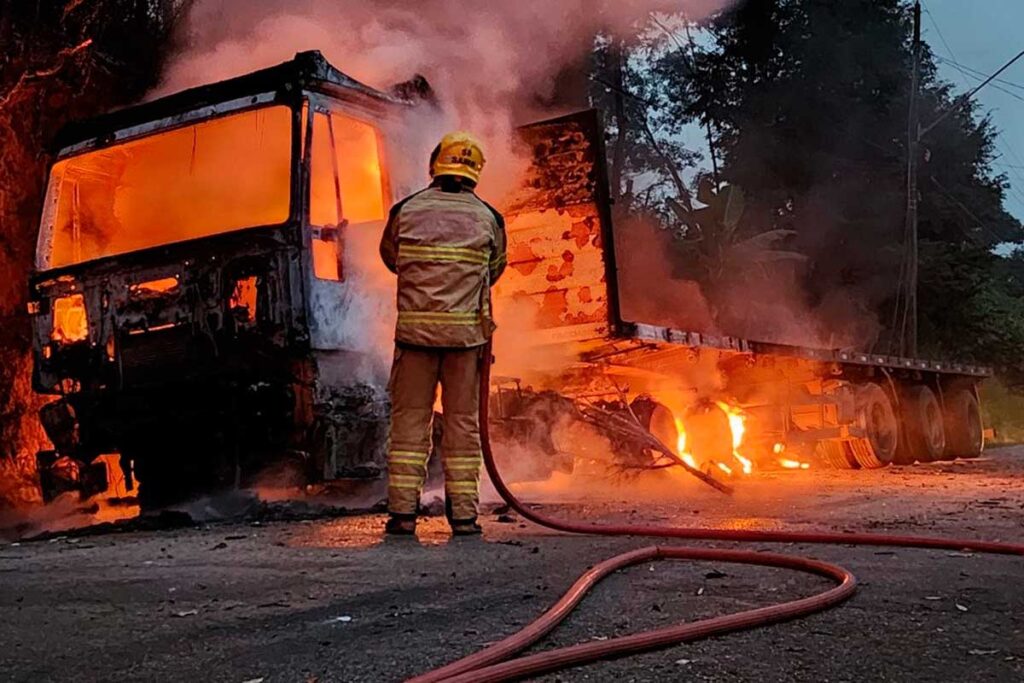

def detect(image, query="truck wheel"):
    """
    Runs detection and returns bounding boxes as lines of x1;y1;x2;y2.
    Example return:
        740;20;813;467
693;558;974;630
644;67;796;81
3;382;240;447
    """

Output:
899;385;946;463
644;402;680;456
816;440;857;469
943;388;983;459
849;383;898;468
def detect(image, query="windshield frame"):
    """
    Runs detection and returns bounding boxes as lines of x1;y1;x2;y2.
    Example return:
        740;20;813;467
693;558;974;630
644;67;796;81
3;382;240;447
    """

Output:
35;91;304;273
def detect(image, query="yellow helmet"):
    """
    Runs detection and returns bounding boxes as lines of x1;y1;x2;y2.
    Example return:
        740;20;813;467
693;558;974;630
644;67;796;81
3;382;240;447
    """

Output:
430;131;486;184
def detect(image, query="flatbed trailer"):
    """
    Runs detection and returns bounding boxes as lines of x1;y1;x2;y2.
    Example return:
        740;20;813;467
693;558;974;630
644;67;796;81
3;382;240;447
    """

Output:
493;110;988;473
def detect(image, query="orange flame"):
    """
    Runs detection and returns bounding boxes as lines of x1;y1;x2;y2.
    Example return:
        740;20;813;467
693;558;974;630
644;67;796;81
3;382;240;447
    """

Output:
674;420;699;470
52;294;88;343
779;458;810;470
715;401;753;475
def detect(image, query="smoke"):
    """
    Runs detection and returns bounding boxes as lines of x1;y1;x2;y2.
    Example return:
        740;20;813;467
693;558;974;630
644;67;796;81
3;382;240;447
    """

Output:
615;213;883;350
153;0;735;379
158;0;732;200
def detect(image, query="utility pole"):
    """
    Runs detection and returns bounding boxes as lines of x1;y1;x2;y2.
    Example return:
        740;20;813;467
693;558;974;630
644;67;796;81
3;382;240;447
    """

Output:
894;3;1024;357
901;0;922;357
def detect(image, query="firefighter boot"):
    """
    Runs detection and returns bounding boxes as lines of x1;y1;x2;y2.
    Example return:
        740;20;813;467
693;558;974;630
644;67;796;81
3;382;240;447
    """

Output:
385;513;418;536
451;520;483;536
445;497;483;536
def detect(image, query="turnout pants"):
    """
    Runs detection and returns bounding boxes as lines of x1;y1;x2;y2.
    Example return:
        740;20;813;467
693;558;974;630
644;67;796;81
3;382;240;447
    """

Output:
387;344;484;521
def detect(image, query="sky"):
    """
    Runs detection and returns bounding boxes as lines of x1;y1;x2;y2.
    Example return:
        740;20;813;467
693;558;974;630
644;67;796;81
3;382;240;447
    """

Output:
901;0;1024;224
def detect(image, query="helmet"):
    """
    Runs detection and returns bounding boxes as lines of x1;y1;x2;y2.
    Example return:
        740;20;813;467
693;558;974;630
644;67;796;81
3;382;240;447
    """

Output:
430;131;485;184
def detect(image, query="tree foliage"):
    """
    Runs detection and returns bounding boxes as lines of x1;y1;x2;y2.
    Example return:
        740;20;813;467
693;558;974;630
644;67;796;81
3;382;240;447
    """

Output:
593;0;1024;376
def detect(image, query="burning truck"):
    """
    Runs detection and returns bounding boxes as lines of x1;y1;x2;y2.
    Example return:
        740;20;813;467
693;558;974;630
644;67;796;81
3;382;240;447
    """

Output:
27;52;987;506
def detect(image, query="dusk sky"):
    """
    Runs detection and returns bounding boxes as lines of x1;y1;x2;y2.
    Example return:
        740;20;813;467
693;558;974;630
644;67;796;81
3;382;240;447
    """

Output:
921;0;1024;225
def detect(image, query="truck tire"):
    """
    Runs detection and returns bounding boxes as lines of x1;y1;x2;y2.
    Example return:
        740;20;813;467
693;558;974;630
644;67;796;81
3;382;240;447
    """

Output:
899;385;946;464
816;440;857;469
849;383;899;468
943;388;984;459
644;402;680;456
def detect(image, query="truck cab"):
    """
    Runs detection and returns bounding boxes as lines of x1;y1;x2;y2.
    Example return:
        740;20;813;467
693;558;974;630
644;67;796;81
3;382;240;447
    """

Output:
28;51;411;506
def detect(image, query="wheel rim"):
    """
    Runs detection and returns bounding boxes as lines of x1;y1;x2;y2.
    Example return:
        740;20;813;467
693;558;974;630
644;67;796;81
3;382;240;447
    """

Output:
965;401;983;454
924;401;946;452
867;402;898;461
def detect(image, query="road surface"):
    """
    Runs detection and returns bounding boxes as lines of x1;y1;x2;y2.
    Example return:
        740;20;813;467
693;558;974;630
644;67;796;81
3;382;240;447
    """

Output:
2;448;1023;682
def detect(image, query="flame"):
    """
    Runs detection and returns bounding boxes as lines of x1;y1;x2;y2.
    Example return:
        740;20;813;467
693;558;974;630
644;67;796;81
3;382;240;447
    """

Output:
674;420;699;469
714;401;753;475
44;106;293;270
733;452;754;475
130;277;179;295
673;405;752;477
52;294;88;343
779;458;810;470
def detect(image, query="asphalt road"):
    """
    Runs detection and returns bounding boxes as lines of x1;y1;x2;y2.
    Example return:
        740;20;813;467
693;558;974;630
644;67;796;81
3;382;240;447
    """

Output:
2;449;1023;682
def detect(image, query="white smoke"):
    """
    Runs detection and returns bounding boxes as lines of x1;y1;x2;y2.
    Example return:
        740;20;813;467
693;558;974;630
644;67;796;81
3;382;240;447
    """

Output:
157;0;733;201
154;0;735;381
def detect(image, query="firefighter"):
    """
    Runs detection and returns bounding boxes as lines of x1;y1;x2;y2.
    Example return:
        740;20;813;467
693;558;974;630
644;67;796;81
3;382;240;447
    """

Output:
379;131;507;536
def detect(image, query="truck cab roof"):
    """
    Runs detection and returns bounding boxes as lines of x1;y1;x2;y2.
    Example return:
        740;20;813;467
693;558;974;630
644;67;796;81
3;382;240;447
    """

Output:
53;50;414;155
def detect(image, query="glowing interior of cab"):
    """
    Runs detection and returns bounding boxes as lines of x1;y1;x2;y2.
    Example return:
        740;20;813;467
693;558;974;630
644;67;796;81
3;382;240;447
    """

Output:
40;105;293;269
310;111;385;226
309;111;387;280
52;294;88;342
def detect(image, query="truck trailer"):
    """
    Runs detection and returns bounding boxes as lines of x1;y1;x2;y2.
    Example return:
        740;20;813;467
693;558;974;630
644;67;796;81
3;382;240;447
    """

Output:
27;52;987;506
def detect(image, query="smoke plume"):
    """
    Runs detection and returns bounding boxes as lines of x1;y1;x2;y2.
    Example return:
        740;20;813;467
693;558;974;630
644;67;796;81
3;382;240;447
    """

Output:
158;0;731;199
155;0;734;379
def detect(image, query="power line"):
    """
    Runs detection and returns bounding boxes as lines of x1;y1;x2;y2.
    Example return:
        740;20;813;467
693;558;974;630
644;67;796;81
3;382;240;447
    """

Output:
929;174;1008;245
924;6;1024;96
995;140;1024;209
933;56;1024;103
933;55;1024;93
920;45;1024;136
921;2;1024;220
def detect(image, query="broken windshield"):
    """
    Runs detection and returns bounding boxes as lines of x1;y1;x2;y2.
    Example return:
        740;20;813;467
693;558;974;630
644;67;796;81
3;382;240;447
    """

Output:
37;105;293;270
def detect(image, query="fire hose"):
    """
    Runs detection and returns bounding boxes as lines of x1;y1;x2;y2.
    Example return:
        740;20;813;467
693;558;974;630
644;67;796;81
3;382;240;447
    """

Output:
409;345;1024;683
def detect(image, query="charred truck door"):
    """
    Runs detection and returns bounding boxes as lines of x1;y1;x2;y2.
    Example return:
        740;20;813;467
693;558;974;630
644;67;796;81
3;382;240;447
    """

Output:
299;95;395;483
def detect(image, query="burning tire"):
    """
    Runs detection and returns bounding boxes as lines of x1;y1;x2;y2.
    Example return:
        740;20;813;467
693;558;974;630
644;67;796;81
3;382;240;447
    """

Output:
682;400;735;471
816;439;857;469
640;400;679;455
848;383;899;468
943;388;984;459
898;385;946;464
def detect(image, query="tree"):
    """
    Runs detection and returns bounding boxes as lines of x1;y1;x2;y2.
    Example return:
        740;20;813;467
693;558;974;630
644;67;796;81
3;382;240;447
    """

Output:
0;0;189;508
630;0;1023;358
